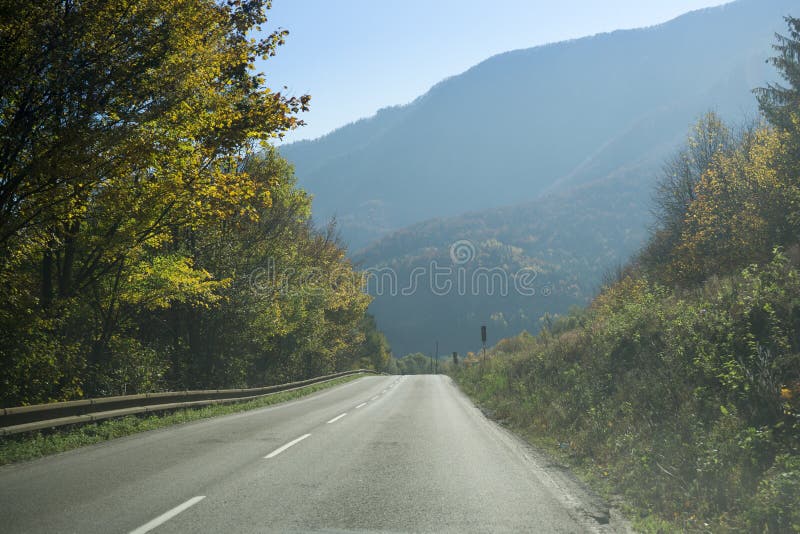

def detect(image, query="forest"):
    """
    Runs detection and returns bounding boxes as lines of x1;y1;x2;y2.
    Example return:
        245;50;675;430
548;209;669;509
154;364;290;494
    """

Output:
454;17;800;532
354;168;651;357
0;1;391;407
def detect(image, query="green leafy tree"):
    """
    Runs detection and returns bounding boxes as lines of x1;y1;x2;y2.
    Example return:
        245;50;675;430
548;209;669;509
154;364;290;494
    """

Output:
396;353;434;375
354;314;393;371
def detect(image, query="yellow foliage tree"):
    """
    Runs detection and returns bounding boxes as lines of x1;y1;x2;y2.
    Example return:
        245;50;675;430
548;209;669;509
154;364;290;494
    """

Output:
672;127;794;282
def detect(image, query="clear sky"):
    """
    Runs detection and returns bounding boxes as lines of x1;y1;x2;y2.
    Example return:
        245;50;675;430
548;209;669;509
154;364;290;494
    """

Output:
257;0;733;144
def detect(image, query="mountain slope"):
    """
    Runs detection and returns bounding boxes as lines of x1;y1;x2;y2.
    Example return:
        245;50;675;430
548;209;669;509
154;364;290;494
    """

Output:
282;0;791;251
353;166;651;356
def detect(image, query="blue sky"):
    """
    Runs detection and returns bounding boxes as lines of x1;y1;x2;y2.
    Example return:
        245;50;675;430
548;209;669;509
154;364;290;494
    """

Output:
258;0;732;144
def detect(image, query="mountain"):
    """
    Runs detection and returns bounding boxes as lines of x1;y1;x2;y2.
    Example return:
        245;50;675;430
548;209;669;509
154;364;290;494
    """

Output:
281;0;790;251
352;166;651;357
281;0;797;355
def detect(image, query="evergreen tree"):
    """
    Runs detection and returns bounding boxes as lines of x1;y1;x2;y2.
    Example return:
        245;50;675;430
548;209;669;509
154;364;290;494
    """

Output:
756;17;800;134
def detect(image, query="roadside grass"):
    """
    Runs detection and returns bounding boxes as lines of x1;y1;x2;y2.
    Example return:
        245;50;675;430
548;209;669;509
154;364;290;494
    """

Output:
513;425;677;533
454;377;684;533
0;374;365;466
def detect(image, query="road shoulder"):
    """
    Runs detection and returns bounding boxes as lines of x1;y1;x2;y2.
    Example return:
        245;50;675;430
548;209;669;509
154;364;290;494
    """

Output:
446;376;636;533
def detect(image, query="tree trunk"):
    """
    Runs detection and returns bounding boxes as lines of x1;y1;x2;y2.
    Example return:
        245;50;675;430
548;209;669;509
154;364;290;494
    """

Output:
41;245;53;309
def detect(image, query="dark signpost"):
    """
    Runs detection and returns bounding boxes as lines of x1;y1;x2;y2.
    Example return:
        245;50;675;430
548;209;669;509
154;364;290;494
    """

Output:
481;325;487;368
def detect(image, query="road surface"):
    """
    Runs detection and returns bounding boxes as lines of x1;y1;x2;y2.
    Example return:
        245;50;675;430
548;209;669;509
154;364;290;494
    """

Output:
0;375;620;533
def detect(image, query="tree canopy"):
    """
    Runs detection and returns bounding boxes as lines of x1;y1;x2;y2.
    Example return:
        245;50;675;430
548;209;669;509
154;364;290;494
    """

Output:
0;0;386;406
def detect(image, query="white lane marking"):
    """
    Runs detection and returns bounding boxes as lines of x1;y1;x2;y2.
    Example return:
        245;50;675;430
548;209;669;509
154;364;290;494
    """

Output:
327;413;347;424
264;433;311;458
129;496;205;534
371;395;379;401
355;402;367;409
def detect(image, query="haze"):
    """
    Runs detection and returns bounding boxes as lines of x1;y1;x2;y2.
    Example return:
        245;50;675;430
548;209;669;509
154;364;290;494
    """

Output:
261;0;732;143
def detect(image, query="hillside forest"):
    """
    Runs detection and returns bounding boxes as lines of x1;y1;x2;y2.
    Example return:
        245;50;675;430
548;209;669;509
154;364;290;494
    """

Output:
0;1;391;407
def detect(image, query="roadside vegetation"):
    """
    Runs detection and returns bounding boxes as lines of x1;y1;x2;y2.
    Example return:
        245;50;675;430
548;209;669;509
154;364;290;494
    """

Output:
0;373;364;466
0;1;392;408
453;17;800;533
386;352;439;375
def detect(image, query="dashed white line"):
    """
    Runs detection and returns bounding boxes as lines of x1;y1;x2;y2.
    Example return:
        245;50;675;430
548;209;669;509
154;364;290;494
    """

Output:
327;413;347;424
129;496;205;534
264;433;311;458
355;402;367;409
371;395;379;401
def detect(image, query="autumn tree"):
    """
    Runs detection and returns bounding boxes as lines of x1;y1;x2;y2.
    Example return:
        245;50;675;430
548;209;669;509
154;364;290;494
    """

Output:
0;1;383;404
0;0;307;249
642;112;734;277
671;127;789;281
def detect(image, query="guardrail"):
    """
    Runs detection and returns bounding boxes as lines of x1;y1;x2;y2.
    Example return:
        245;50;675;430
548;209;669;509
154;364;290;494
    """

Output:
0;369;376;436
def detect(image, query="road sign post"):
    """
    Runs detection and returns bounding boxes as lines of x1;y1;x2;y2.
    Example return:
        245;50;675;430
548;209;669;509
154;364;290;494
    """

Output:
481;325;487;366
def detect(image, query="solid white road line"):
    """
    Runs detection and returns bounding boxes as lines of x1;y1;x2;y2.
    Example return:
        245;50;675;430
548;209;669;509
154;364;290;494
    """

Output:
264;433;311;459
355;402;367;409
327;413;347;424
129;496;205;534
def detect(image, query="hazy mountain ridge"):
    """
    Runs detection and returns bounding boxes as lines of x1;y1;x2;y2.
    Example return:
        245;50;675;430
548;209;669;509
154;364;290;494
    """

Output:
282;0;788;252
283;104;412;178
282;0;795;354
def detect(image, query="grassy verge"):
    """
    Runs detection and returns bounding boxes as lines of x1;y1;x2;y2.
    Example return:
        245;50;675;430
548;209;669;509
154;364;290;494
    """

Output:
452;372;681;532
452;377;644;529
452;341;798;531
0;373;364;466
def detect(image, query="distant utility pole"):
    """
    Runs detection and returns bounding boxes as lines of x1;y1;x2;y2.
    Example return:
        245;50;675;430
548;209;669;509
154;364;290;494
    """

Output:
434;341;439;374
452;351;458;365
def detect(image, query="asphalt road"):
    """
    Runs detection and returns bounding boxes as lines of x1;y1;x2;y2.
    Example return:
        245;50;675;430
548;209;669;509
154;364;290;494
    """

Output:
0;375;621;533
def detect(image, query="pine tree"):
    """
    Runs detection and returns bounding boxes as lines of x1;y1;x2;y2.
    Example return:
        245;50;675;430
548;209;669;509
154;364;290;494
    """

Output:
756;17;800;133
